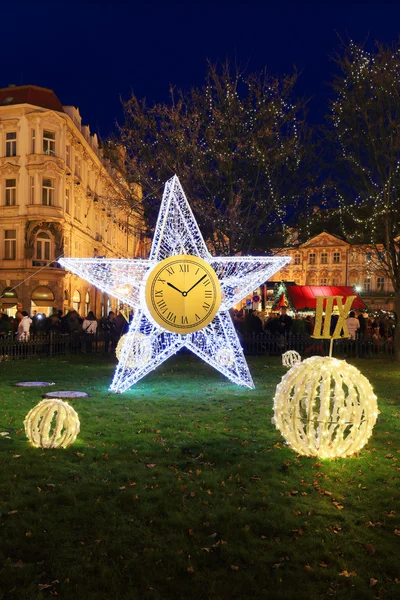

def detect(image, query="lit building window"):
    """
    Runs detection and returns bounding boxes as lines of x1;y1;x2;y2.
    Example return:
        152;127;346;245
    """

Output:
333;252;340;264
85;291;90;314
43;130;56;156
30;176;35;204
4;229;16;259
294;253;300;265
5;132;17;157
66;145;71;167
75;157;81;178
72;290;81;312
5;178;16;206
309;253;316;265
320;252;328;264
364;277;371;292
65;188;70;214
42;178;55;206
376;277;385;291
74;192;81;221
36;232;51;261
320;278;327;285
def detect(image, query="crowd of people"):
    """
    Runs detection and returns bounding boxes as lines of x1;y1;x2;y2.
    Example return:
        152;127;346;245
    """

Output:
0;309;131;351
0;306;396;353
232;306;396;343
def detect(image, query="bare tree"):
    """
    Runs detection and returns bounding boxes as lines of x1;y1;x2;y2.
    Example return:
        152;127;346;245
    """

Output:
328;40;400;357
112;61;310;256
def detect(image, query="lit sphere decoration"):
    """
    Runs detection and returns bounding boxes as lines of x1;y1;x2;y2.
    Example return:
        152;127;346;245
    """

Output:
282;350;302;368
216;346;235;368
273;356;379;459
24;399;80;449
115;332;153;370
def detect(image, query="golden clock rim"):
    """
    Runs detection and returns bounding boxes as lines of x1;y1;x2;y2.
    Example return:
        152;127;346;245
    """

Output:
145;254;221;334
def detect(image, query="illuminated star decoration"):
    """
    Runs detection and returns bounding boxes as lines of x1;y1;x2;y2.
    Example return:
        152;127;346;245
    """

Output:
60;176;290;393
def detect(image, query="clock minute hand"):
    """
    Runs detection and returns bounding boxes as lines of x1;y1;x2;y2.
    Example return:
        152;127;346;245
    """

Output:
167;282;185;295
186;274;207;294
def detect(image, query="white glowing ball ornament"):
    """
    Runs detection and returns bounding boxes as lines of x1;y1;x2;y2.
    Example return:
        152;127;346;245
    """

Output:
282;350;302;368
115;332;153;370
273;356;379;459
24;399;80;449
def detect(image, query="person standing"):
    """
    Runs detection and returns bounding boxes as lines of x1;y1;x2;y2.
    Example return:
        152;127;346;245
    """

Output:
16;311;32;341
100;311;117;353
357;310;367;338
346;311;360;340
278;307;293;334
82;311;98;352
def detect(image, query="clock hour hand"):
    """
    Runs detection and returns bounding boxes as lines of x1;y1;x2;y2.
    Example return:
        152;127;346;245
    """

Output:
167;282;185;295
186;274;207;294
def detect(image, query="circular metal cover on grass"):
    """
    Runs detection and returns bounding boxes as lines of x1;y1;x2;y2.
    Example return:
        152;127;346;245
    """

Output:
44;391;89;399
15;382;55;387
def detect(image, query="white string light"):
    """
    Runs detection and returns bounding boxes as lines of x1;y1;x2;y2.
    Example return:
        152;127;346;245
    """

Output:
24;399;80;449
60;176;290;392
273;356;379;459
282;350;302;368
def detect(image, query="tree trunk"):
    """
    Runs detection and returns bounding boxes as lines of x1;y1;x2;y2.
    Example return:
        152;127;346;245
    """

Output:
394;290;400;362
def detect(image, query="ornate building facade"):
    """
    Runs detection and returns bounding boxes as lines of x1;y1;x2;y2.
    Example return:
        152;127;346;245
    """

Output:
269;232;395;311
0;85;145;317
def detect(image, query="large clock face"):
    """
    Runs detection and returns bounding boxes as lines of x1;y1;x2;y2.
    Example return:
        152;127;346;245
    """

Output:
145;255;222;334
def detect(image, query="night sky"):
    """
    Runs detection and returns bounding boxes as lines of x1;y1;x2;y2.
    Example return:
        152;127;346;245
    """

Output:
3;1;400;138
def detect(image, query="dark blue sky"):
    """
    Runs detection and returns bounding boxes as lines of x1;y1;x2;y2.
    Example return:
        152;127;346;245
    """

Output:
3;1;400;138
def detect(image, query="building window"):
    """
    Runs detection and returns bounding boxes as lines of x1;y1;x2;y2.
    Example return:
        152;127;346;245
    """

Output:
365;252;372;263
320;252;328;264
85;292;90;315
72;290;81;313
36;232;51;261
4;229;16;259
376;277;385;291
5;132;17;157
42;178;55;206
75;157;81;178
31;129;36;154
294;253;300;265
309;253;316;265
43;130;56;156
5;179;16;206
320;278;327;285
66;145;71;167
30;176;35;204
74;193;80;221
333;252;340;264
65;188;70;214
364;277;371;292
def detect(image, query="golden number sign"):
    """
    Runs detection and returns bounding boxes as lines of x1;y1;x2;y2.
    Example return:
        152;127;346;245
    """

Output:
311;295;356;339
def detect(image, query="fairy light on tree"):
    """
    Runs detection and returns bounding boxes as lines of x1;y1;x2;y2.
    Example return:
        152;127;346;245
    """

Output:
329;40;400;359
110;61;312;256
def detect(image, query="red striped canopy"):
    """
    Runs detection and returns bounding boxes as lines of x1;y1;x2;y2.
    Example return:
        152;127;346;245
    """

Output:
274;285;367;311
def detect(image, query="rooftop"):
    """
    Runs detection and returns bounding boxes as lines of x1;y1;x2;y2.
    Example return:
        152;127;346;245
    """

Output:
0;84;64;112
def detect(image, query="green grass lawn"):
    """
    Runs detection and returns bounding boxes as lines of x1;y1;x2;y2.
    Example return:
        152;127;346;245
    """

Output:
0;353;399;600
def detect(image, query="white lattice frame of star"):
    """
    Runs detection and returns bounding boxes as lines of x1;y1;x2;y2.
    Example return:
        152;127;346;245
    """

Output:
60;175;290;393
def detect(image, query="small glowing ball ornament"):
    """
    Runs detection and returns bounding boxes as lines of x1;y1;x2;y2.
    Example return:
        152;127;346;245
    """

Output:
282;350;302;368
24;399;80;449
116;332;152;370
216;346;235;367
273;356;379;459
